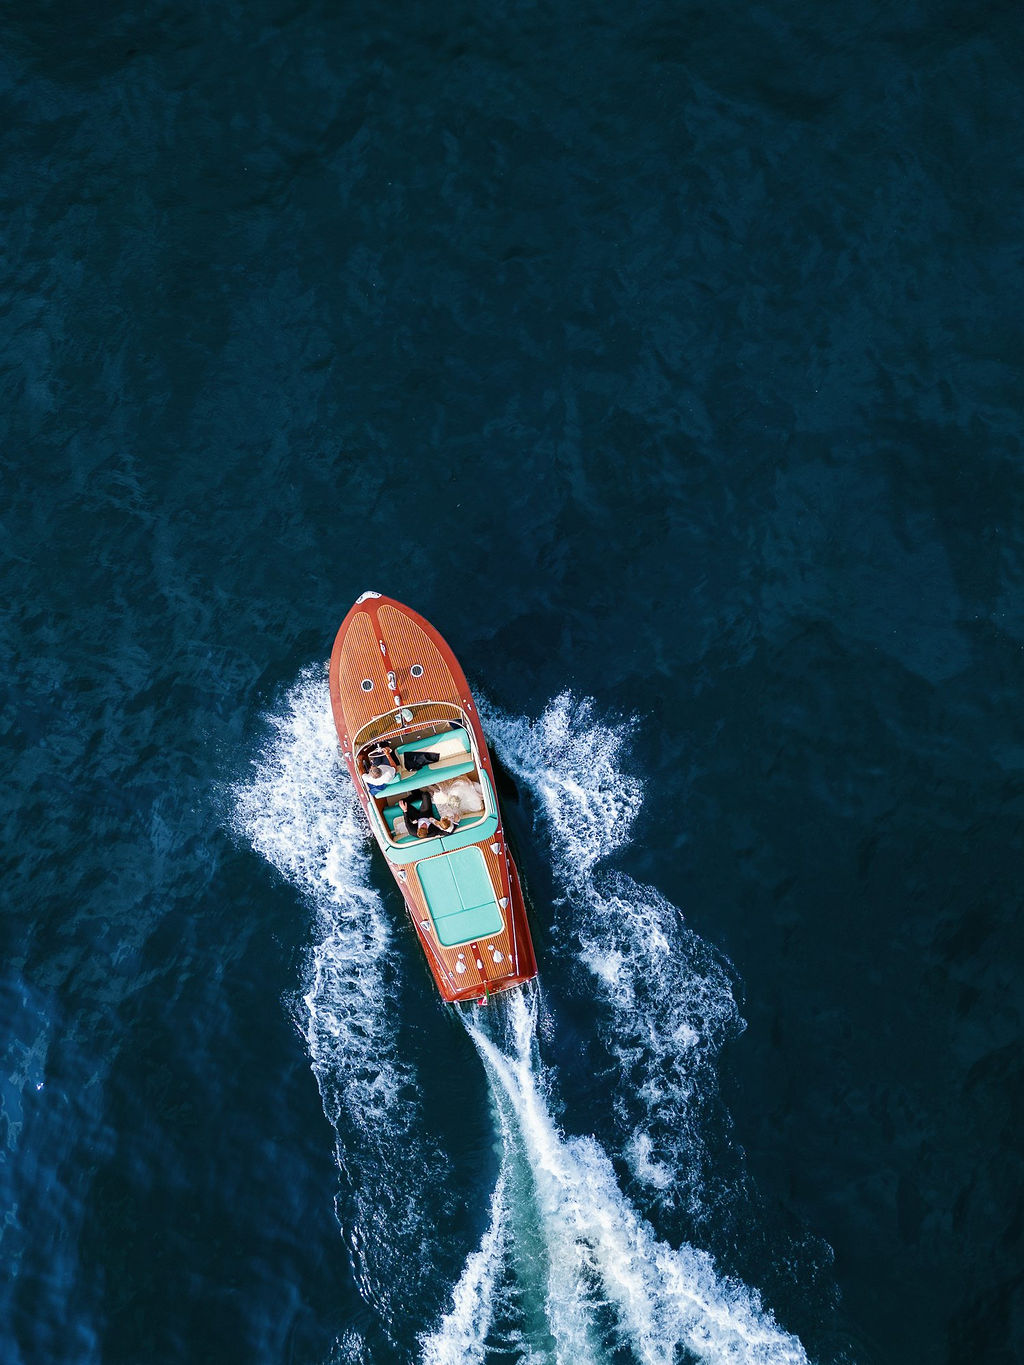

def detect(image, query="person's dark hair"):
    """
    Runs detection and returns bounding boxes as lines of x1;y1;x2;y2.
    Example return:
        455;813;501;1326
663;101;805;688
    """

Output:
368;765;382;780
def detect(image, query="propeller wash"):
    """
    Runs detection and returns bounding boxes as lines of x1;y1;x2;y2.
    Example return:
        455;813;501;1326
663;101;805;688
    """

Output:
236;676;813;1364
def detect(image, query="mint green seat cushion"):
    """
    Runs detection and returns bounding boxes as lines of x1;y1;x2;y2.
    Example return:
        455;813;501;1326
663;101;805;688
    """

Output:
395;728;470;757
417;846;504;947
383;814;498;864
429;904;503;947
379;758;476;798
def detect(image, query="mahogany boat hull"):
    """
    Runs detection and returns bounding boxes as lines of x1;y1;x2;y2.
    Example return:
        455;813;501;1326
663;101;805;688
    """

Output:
329;593;537;1004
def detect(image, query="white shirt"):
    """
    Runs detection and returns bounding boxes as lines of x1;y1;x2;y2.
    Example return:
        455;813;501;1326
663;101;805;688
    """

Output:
364;764;397;792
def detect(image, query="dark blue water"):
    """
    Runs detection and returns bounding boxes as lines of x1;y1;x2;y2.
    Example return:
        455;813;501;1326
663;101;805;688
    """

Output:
3;2;1023;1362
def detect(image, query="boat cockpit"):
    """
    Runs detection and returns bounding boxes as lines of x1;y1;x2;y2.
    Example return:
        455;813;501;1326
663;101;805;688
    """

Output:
353;703;493;854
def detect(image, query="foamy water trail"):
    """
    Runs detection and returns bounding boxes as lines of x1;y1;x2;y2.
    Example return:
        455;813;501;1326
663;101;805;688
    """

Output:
480;693;744;1219
418;1164;510;1365
459;990;807;1365
232;667;401;1121
419;1038;553;1365
235;677;812;1362
232;665;442;1338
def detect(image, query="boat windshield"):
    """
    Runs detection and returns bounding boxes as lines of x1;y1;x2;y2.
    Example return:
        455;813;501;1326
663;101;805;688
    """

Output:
353;700;465;751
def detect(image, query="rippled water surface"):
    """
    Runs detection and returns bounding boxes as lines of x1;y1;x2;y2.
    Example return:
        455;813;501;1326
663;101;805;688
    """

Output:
3;3;1023;1363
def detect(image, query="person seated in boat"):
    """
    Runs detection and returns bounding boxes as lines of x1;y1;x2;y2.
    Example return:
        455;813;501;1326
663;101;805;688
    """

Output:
361;740;400;773
431;773;485;818
431;787;464;832
399;789;446;839
360;741;401;796
363;764;399;796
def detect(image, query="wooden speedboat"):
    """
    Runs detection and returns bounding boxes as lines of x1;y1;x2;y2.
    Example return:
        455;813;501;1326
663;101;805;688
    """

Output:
329;592;538;1004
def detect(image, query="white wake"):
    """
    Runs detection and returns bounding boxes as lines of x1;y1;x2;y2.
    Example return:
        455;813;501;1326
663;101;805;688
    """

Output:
481;693;745;1218
422;694;811;1364
235;676;812;1363
232;665;444;1340
451;989;808;1365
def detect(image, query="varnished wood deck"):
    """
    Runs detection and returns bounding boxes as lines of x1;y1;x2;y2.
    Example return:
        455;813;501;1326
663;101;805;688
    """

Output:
331;597;471;746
